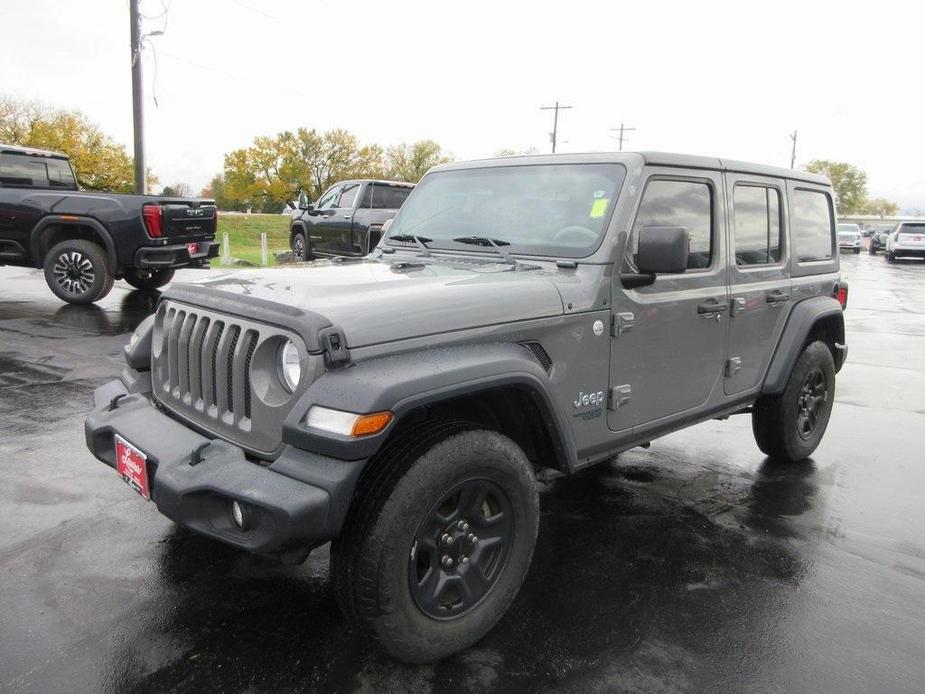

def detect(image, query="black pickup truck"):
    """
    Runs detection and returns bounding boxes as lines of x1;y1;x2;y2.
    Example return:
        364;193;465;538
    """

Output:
0;144;219;303
290;179;414;260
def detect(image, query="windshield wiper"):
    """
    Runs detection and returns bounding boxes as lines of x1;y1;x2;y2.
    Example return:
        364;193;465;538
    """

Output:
388;234;432;257
452;236;517;265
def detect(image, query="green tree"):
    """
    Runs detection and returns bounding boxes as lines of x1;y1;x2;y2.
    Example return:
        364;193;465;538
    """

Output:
804;160;868;214
858;197;899;216
0;94;156;192
386;140;452;182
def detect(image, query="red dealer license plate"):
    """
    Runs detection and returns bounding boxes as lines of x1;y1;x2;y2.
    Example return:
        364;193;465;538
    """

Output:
115;434;150;500
187;242;200;255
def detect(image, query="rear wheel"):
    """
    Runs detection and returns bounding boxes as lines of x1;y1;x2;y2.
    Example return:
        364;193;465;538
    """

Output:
43;239;114;304
868;244;877;255
752;340;835;463
123;267;175;291
331;423;539;663
853;247;861;254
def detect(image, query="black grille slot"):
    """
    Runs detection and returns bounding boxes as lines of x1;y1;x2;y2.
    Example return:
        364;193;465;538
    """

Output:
225;326;240;414
243;331;258;419
520;341;553;374
210;322;225;408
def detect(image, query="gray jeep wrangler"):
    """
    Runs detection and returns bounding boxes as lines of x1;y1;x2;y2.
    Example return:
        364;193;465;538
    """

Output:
85;152;848;663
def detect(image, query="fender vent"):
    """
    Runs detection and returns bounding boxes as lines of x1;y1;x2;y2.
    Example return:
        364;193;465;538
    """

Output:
520;341;553;374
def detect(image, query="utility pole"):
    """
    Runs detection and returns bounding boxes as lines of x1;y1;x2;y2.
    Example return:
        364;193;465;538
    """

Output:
540;100;573;154
609;122;636;151
129;0;145;194
789;130;798;169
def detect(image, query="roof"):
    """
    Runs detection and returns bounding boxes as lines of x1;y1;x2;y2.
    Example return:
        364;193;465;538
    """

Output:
337;179;415;187
0;142;69;159
431;151;830;186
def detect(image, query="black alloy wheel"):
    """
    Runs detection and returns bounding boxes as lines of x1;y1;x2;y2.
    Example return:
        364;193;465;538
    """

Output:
409;478;514;620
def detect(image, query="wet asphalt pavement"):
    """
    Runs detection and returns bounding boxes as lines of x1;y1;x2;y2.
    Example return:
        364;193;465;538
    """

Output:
1;252;924;693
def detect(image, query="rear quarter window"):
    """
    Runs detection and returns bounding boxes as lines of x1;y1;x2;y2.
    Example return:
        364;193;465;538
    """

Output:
792;189;834;262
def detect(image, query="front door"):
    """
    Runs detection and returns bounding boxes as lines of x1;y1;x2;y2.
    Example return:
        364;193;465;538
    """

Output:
314;182;360;256
724;174;792;395
608;170;729;433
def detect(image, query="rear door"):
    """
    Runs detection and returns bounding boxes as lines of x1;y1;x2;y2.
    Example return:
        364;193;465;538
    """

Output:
313;182;361;256
608;170;728;432
723;174;791;395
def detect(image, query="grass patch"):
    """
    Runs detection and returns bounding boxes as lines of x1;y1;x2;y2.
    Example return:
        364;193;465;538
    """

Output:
216;213;291;267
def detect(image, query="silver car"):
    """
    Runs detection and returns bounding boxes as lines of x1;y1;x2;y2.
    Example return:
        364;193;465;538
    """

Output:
837;223;862;254
885;222;925;261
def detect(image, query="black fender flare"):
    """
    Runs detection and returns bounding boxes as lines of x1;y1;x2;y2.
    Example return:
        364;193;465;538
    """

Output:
282;343;577;470
762;296;845;395
30;215;118;271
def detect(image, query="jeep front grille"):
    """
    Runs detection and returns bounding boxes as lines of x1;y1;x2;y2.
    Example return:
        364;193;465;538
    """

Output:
152;300;316;456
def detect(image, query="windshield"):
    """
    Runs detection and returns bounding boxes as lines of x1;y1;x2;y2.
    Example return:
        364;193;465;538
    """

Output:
384;163;626;258
899;224;925;234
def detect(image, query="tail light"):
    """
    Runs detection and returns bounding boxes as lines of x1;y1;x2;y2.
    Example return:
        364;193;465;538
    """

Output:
834;282;848;309
142;203;163;238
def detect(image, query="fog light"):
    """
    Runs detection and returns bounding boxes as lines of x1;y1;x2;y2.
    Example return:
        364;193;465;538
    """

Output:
231;500;248;530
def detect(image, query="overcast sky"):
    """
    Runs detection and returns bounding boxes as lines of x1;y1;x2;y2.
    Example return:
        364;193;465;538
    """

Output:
1;0;921;209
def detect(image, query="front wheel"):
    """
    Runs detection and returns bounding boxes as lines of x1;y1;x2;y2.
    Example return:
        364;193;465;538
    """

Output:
123;267;175;291
331;423;539;663
853;247;861;254
43;239;114;304
752;341;836;463
292;231;311;261
886;251;896;262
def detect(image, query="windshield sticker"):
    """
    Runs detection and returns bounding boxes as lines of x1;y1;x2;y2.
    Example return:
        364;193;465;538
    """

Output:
589;198;609;218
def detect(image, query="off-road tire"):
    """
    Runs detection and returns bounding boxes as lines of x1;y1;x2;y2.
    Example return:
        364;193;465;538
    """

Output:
43;239;114;304
752;340;836;463
123;267;175;291
292;231;311;261
331;422;539;663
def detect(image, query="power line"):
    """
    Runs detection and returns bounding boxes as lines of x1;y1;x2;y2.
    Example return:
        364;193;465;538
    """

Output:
609;122;636;151
540;100;572;154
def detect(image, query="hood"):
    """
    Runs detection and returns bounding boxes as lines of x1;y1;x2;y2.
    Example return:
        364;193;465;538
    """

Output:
187;258;565;348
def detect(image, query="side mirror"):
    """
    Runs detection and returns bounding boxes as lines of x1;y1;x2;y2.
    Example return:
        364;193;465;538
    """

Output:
298;201;313;211
636;226;689;274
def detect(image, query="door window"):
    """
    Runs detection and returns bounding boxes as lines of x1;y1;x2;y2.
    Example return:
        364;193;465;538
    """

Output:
792;189;834;262
314;185;341;211
337;183;360;209
733;185;782;265
627;179;713;270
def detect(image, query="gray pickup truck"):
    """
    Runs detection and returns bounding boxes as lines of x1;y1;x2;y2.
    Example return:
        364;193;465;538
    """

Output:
289;179;413;260
85;152;847;663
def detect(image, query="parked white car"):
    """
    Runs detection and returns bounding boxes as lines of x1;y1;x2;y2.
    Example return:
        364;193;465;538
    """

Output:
885;222;925;262
837;223;862;254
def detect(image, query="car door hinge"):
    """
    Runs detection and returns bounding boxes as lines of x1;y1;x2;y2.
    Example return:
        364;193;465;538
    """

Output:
610;312;635;338
607;384;632;410
725;357;742;378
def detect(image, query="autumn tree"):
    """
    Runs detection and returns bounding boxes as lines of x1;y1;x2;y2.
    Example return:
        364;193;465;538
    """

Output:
859;197;899;216
161;182;192;197
804;160;868;214
0;94;155;192
386;140;452;182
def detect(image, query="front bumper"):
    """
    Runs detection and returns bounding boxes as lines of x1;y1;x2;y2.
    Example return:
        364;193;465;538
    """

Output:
85;378;365;560
135;240;220;269
890;247;925;258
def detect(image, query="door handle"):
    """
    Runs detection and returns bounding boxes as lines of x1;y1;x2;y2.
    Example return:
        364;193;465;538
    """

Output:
697;299;728;314
343;215;351;219
766;290;791;303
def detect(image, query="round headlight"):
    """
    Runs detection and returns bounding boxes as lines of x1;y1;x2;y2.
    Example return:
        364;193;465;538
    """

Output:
278;340;302;393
